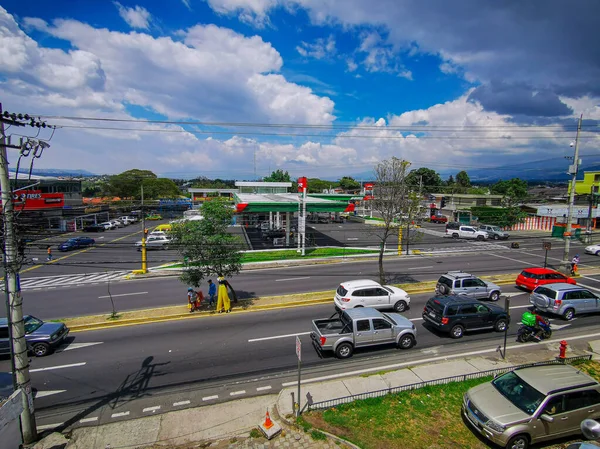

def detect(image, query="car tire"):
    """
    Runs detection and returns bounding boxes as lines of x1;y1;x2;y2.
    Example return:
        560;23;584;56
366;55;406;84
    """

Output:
596;250;600;256
506;433;529;449
398;334;415;349
563;308;575;321
450;324;464;339
393;300;408;313
438;284;449;295
335;343;353;359
477;235;485;241
489;291;500;301
32;342;50;357
452;233;459;239
494;234;499;240
494;318;508;332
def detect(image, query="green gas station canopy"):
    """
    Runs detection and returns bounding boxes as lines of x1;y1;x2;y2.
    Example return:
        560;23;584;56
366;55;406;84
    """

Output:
234;193;355;213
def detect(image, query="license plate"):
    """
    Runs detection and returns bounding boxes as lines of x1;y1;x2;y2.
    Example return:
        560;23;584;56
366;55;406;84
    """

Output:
429;311;436;318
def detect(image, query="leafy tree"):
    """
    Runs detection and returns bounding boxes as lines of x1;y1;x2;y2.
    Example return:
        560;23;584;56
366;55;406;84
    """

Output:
371;157;421;284
471;206;527;228
467;186;489;195
107;169;157;199
446;175;455;185
307;178;337;193
489;178;528;200
456;171;471;188
170;199;243;291
405;167;443;194
338;176;361;191
264;169;291;182
142;178;181;199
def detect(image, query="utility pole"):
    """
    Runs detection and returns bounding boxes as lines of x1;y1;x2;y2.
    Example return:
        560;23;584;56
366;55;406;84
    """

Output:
0;103;37;444
562;114;583;272
141;184;147;273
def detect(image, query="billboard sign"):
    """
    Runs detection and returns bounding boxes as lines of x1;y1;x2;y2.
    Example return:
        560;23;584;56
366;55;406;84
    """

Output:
12;190;64;210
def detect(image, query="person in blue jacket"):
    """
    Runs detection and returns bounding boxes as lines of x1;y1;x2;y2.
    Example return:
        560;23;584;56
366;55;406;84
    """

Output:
207;279;217;308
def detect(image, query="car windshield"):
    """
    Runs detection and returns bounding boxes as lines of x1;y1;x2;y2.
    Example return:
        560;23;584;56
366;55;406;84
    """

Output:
23;316;44;334
489;226;501;232
492;371;545;415
382;312;397;325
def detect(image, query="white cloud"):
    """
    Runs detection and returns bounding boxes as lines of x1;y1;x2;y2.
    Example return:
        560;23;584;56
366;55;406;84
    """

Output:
355;31;412;79
346;58;357;72
205;0;279;27
114;2;152;30
296;35;335;60
181;0;192;10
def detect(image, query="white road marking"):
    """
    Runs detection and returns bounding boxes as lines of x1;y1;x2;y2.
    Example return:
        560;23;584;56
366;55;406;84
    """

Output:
552;323;573;330
143;406;161;413
408;266;433;270
30;362;86;373
98;291;148;299
248;331;311;342
347;238;359;241
275;277;311;282
34;390;66;399
202;395;218;401
257;386;272;391
230;390;246;396
489;253;537;266
79;417;99;424
574;282;600;293
58;342;103;352
503;292;526;298
510;304;531;309
173;400;191;406
111;412;130;418
37;423;63;431
281;330;600;387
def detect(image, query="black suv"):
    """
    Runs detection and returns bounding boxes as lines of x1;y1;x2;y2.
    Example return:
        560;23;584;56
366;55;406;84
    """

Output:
422;296;509;339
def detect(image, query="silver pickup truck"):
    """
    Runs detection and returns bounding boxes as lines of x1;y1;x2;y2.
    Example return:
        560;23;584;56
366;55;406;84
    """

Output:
310;307;416;359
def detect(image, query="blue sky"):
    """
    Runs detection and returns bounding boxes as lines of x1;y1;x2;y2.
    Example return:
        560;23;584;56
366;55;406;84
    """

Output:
0;1;598;180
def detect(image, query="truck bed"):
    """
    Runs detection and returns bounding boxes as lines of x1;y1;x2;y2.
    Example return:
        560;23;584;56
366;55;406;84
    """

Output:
312;318;352;335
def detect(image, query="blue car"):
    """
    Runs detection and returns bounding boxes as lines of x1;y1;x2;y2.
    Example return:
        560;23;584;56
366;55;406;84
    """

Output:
58;236;95;251
0;315;69;357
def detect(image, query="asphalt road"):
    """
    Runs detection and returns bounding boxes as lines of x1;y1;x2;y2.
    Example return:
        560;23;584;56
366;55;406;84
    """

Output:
4;285;600;431
11;237;600;320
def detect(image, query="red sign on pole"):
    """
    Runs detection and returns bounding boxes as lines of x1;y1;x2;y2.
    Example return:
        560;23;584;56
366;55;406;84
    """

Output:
297;177;307;192
364;183;374;191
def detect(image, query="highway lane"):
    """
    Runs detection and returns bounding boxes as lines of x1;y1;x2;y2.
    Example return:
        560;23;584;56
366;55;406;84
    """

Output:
11;242;600;320
4;285;600;430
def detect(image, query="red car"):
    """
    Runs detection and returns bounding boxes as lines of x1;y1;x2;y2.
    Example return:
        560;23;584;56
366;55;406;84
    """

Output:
430;215;448;224
515;268;576;291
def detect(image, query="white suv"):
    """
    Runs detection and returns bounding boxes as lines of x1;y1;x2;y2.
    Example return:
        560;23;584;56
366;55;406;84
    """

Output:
334;279;411;313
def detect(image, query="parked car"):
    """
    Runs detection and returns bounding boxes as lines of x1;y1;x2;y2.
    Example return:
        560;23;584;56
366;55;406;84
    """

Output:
82;224;106;232
146;214;162;220
478;224;510;240
119;216;137;225
530;283;600;320
515;268;576;291
135;235;170;250
110;219;125;228
0;315;69;357
311;307;416;359
430;214;448;224
585;244;600;256
463;364;600;449
435;271;502;301
149;230;169;238
58;237;95;251
154;223;172;232
334;279;411;313
446;225;488;240
422;295;509;338
99;221;115;230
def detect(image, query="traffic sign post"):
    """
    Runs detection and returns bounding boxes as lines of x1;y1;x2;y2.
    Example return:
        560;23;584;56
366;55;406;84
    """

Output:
542;241;552;268
296;336;302;417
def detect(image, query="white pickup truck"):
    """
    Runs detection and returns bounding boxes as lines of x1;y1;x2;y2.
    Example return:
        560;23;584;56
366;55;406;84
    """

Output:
445;225;488;241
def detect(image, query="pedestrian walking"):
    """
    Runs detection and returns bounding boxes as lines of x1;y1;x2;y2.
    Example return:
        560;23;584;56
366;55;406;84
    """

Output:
187;287;195;313
208;279;217;308
216;274;231;314
46;246;53;261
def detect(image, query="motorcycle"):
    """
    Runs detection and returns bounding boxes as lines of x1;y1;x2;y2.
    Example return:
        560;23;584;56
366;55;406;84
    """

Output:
517;318;552;342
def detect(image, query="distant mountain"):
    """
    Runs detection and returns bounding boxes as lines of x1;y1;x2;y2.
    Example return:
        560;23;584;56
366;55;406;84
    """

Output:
9;168;97;177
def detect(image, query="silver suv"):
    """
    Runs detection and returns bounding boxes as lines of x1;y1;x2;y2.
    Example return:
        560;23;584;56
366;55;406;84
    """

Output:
463;364;600;449
436;271;502;301
478;224;510;240
530;283;600;320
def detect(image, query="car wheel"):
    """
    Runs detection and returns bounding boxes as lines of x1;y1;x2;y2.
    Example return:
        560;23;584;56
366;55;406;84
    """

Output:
506;434;529;449
450;325;464;339
32;342;50;357
398;334;415;349
596;250;600;256
494;318;508;332
452;233;459;239
393;300;408;313
489;291;500;301
563;308;575;321
494;234;499;240
335;343;353;359
477;235;485;241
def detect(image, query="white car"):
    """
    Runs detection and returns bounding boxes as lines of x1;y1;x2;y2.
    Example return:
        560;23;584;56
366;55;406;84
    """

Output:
585;244;600;256
334;279;411;313
99;221;115;230
135;235;170;250
149;230;169;238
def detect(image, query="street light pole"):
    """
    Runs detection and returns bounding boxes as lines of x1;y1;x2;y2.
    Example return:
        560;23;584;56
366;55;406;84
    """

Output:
562;114;583;272
141;184;147;273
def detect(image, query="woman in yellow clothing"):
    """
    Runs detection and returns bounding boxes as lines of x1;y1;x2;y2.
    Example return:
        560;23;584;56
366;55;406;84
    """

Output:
216;275;231;313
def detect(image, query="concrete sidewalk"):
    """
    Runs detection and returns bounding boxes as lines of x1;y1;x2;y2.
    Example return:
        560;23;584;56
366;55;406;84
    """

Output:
34;338;600;449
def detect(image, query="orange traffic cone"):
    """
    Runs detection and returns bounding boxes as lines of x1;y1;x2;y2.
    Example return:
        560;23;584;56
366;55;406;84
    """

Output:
263;410;274;429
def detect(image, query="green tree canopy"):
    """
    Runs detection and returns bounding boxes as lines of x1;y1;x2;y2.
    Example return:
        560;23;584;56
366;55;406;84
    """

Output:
489;178;528;200
405;168;443;194
107;169;157;199
456;170;471;188
142;178;181;199
170;200;243;288
264;169;291;182
307;178;337;193
338;176;360;191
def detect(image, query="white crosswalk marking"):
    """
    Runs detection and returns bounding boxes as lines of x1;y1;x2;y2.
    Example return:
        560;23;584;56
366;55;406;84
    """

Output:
1;271;129;291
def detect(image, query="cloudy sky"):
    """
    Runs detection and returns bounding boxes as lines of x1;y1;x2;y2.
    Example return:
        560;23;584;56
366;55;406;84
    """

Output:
0;0;599;180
